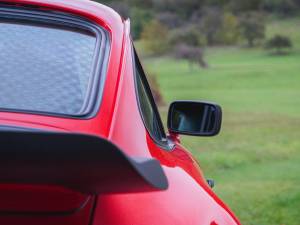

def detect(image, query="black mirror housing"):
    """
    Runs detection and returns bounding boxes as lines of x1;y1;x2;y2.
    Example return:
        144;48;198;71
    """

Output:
167;101;222;137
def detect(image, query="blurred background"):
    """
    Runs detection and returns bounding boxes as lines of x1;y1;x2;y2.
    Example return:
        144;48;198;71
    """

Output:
95;1;300;224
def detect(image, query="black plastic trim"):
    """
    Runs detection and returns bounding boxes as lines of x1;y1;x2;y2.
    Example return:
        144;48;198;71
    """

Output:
0;130;168;194
0;6;110;119
131;45;174;151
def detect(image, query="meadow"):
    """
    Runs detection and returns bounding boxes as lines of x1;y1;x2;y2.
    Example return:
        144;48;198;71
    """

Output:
138;18;300;225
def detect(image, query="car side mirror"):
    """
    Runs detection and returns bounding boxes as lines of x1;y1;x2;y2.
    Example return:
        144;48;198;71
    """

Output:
167;101;222;137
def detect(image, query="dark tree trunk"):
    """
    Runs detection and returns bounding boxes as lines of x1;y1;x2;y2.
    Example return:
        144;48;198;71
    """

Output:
248;38;254;47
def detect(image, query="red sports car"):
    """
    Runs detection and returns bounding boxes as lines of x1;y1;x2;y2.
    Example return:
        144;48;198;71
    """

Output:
0;0;241;224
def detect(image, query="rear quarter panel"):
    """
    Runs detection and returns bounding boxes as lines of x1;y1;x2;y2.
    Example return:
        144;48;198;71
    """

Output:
100;32;239;225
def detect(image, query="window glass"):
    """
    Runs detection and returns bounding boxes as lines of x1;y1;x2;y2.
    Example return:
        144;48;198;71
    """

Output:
0;21;97;115
134;50;167;143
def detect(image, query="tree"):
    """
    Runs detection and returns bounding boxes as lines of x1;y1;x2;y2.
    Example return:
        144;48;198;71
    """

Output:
191;8;240;46
265;35;293;54
93;1;153;40
168;25;206;47
239;12;265;47
151;0;205;18
261;0;298;16
174;44;208;70
199;7;223;46
130;7;153;40
228;0;263;12
106;1;130;18
156;12;183;29
141;20;170;55
216;12;240;45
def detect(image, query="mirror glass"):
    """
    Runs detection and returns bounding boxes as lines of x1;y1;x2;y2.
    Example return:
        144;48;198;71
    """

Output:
168;101;222;136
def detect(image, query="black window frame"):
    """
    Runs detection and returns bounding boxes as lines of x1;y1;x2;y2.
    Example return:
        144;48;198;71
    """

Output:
132;46;174;151
0;5;110;119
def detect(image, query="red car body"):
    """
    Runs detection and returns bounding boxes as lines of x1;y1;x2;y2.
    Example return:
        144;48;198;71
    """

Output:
0;0;241;224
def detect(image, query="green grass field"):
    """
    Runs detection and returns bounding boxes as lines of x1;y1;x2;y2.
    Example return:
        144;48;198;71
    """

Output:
138;17;300;225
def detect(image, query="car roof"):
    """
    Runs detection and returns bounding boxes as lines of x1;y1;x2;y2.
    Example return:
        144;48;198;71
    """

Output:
5;0;124;31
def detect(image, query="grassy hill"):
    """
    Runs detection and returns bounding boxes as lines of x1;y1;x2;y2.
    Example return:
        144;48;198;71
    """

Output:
138;17;300;225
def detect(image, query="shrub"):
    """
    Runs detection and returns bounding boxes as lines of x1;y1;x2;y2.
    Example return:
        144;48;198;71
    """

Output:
147;73;165;106
265;35;293;54
239;12;265;47
141;20;170;55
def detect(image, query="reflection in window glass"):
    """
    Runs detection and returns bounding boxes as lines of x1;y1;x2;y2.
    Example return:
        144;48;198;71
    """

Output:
0;22;97;115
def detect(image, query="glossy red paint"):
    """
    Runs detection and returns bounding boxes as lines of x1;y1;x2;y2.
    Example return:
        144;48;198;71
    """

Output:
0;0;241;224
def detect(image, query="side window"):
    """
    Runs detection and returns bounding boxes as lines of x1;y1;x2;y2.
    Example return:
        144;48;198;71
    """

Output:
133;48;168;146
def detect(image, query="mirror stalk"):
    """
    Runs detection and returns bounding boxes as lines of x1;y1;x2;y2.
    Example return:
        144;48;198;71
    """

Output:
168;131;181;143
